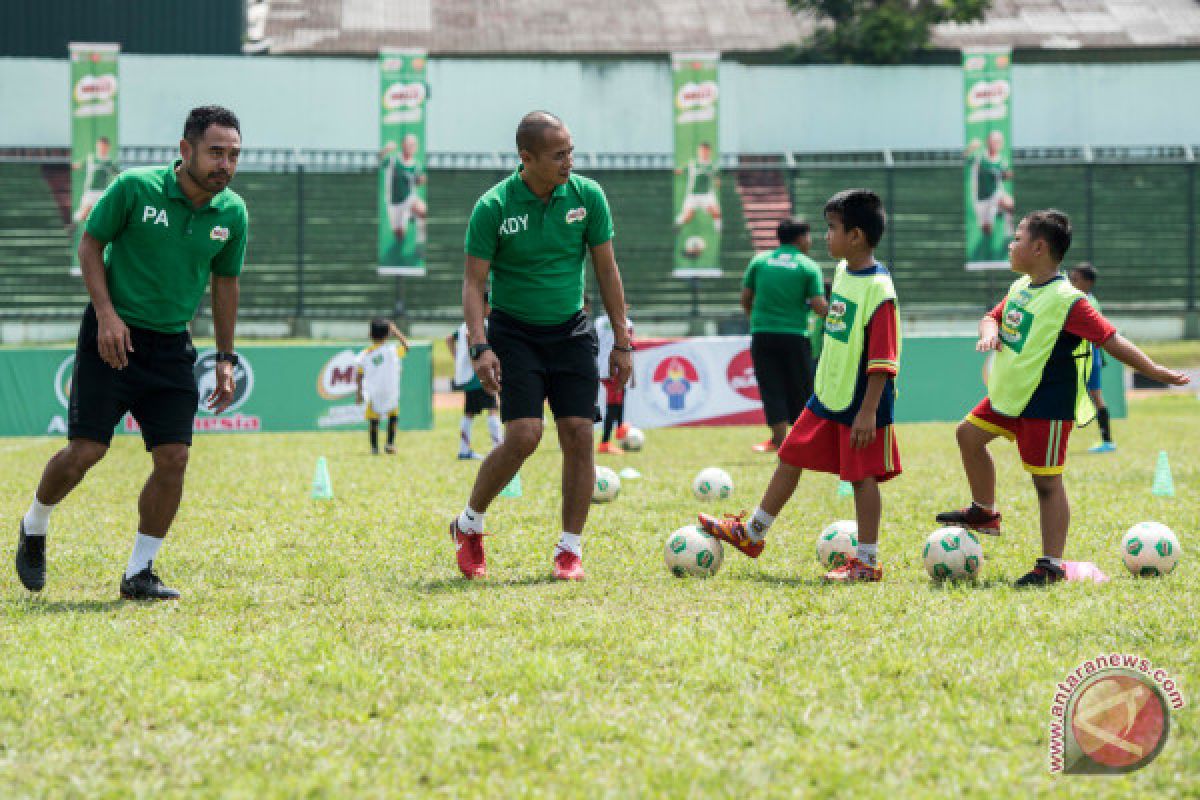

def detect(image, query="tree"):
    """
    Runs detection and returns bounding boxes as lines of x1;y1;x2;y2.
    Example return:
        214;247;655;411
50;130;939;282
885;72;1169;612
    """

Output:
787;0;991;64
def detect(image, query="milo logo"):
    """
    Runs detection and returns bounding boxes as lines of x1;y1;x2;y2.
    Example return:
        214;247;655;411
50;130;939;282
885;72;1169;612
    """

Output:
670;536;688;554
565;207;587;224
74;74;117;103
1000;302;1035;352
675;80;718;110
967;79;1010;109
824;294;858;344
384;82;426;109
194;350;254;414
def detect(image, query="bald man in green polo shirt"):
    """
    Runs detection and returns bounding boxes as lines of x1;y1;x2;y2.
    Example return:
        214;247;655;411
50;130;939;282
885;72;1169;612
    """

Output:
449;110;633;581
15;106;248;601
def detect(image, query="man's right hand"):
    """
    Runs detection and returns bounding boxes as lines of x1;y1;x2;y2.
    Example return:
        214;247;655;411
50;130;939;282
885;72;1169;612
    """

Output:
96;308;133;369
474;349;502;394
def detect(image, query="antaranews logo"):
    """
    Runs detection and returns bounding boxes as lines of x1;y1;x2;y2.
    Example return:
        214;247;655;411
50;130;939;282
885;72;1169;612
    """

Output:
1048;654;1185;774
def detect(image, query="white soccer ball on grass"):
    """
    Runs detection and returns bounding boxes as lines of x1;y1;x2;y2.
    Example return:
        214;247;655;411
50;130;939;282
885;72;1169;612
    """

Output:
593;466;621;504
663;525;724;578
1121;521;1181;577
692;467;733;501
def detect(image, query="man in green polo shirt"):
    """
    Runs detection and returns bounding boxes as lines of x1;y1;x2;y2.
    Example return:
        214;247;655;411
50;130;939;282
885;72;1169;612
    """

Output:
742;217;828;452
15;106;248;601
448;110;633;582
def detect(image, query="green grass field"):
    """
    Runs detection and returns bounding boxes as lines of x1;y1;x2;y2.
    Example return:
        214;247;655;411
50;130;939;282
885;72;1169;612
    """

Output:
1;395;1196;798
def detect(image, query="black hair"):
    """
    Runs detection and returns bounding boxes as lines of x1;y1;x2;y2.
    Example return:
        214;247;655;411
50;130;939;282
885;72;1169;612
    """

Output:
369;318;390;340
515;110;564;155
824;189;886;248
776;217;810;245
97;136;110;144
1024;209;1072;262
183;105;241;142
1071;262;1097;283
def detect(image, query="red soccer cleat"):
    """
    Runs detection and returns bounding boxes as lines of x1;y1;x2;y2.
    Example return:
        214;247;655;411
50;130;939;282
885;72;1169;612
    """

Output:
596;441;623;455
449;518;487;579
697;512;765;558
553;549;585;581
616;423;631;440
935;503;1003;536
822;557;883;583
751;439;779;453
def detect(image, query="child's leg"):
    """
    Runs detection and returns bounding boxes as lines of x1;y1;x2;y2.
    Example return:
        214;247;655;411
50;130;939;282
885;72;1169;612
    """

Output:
744;463;802;541
1090;389;1113;443
459;412;475;455
956;421;999;506
368;419;380;453
613;400;624;429
487;411;502;446
852;477;880;545
1032;474;1069;559
386;414;398;448
601;405;617;443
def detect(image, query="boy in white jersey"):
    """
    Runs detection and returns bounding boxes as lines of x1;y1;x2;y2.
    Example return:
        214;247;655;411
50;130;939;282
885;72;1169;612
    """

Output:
356;318;409;454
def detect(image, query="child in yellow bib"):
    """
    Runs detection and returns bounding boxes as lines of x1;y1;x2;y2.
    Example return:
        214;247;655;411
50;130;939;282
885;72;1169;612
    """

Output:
700;189;901;583
937;210;1190;587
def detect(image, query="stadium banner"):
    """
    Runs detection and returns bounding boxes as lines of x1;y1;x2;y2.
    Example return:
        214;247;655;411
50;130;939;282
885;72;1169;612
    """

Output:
671;52;721;278
377;48;429;276
625;336;1126;429
0;343;433;437
963;47;1015;270
69;42;120;274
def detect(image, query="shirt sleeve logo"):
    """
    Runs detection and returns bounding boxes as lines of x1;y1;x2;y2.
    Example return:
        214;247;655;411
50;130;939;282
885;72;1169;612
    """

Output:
565;207;587;224
210;225;230;242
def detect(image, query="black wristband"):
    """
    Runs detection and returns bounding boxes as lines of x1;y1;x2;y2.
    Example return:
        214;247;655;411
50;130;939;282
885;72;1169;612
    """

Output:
215;351;239;366
612;344;635;353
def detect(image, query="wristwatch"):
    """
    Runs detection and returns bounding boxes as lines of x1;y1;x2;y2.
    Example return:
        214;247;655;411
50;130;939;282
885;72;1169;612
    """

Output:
215;351;240;367
468;343;492;360
612;343;635;353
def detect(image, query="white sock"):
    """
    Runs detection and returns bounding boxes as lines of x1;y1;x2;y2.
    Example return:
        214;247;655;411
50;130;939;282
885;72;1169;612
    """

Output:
972;500;996;513
125;533;164;579
556;532;582;557
458;506;485;535
747;508;774;542
487;414;503;446
858;542;879;566
459;416;473;455
1042;555;1064;568
22;497;55;538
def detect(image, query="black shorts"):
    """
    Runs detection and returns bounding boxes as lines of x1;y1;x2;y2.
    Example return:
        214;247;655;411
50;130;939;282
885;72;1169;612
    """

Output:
488;309;598;422
463;387;497;415
68;304;199;450
750;331;814;427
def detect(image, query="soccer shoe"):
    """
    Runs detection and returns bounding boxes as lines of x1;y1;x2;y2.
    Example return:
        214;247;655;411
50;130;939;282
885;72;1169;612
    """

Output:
697;512;764;558
15;520;46;592
615;423;631;440
822;557;883;583
935;503;1003;536
384;444;397;455
457;451;484;461
1014;557;1066;588
119;563;180;601
596;442;623;455
552;549;585;581
1088;442;1117;454
751;439;779;453
449;518;487;579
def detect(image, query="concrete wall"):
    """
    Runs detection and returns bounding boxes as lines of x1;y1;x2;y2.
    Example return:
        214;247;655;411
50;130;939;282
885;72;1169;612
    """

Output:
3;56;1199;152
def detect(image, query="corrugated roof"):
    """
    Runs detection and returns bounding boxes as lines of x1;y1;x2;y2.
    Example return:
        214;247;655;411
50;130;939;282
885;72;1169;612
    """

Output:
257;0;1200;55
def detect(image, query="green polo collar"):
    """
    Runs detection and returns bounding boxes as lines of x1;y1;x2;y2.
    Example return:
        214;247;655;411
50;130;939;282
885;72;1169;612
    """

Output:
165;159;232;212
509;167;569;204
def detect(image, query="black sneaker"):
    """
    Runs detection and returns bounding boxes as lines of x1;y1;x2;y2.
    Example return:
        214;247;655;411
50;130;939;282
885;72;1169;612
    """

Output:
935;503;1003;535
1014;557;1066;588
15;520;46;592
119;562;181;601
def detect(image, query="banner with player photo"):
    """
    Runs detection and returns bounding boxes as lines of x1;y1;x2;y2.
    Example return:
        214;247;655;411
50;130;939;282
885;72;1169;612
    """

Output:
69;42;119;274
378;49;429;276
963;47;1015;270
671;52;721;278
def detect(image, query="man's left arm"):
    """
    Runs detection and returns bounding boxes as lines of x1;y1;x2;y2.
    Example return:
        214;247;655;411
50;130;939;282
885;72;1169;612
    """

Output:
590;240;632;388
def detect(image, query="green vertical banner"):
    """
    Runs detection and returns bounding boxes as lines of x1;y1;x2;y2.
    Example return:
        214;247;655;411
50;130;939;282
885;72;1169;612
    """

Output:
671;52;721;278
69;42;119;273
963;47;1015;270
378;49;428;276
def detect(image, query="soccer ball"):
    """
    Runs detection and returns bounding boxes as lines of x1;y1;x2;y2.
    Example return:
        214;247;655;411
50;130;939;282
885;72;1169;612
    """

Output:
593;465;621;503
923;527;984;581
692;467;733;501
1121;521;1181;577
663;525;724;578
816;520;858;569
620;427;645;452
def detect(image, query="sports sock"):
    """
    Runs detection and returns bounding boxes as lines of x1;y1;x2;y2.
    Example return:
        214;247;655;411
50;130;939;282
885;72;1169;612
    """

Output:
556;532;582;557
747;508;775;542
368;420;379;452
386;415;398;447
857;542;879;566
1041;555;1064;569
601;411;616;443
487;414;502;446
22;497;55;538
459;416;473;455
458;506;485;535
1097;408;1112;443
125;533;164;579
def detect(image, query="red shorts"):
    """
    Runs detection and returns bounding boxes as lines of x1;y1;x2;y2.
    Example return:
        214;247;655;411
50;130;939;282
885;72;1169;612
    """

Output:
966;398;1072;475
602;377;625;405
777;408;902;483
